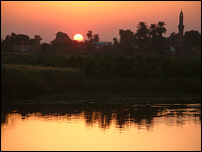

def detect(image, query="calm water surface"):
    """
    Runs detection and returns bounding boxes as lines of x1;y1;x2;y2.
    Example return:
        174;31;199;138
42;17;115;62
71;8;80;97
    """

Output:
1;103;201;151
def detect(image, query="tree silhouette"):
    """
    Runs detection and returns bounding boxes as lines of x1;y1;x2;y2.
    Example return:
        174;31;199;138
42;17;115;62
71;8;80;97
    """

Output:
34;35;42;46
92;34;99;42
51;32;71;46
167;32;179;48
2;33;32;51
146;22;168;53
40;43;51;54
118;29;135;54
113;37;119;46
184;30;201;47
156;21;167;36
135;22;149;49
87;30;92;41
136;22;149;39
149;24;157;38
34;35;42;41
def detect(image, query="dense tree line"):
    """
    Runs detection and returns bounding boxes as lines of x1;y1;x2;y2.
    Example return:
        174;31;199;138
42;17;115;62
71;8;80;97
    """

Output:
1;21;201;55
1;33;42;52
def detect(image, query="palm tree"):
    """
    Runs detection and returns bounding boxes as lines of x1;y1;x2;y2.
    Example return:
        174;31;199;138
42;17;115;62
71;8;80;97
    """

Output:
136;22;149;39
156;21;167;36
93;34;99;42
135;22;149;48
87;30;92;41
149;24;157;38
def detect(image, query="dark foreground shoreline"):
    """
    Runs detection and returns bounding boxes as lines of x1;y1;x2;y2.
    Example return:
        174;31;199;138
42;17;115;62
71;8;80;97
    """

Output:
2;55;201;105
2;93;201;106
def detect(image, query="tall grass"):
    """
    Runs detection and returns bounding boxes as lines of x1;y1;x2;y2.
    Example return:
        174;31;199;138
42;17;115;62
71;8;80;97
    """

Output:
1;64;201;100
1;64;85;99
1;54;201;100
1;54;201;78
2;64;85;80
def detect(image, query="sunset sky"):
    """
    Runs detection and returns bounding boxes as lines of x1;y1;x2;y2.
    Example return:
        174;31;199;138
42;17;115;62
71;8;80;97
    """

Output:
1;1;201;43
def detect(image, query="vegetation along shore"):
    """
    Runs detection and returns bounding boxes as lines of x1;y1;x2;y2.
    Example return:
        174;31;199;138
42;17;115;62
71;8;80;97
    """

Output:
1;54;201;104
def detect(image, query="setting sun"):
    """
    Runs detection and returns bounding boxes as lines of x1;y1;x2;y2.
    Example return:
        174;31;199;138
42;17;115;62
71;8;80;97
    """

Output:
1;1;201;151
73;34;83;42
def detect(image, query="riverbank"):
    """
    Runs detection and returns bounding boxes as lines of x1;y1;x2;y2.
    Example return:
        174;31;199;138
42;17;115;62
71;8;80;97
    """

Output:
2;92;201;106
1;54;201;103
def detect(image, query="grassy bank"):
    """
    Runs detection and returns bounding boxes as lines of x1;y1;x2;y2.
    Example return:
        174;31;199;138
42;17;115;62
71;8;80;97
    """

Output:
1;63;201;101
35;92;201;104
1;54;201;102
2;54;201;78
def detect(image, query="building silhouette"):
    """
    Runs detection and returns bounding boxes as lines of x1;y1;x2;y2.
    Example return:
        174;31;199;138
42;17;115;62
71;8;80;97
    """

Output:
178;9;184;55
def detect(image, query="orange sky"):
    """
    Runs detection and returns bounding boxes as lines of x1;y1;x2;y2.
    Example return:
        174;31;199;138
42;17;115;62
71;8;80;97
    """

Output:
1;1;201;43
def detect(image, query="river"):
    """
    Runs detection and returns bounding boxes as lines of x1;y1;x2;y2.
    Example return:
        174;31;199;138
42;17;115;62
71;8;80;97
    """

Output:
1;103;201;151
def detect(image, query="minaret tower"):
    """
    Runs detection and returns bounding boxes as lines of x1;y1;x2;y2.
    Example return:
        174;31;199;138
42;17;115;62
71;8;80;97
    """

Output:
178;9;184;54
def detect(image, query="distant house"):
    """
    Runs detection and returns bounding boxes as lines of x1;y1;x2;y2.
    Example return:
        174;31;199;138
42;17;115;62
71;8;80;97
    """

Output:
13;44;32;52
166;46;177;55
92;42;112;49
13;35;42;52
170;46;176;52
